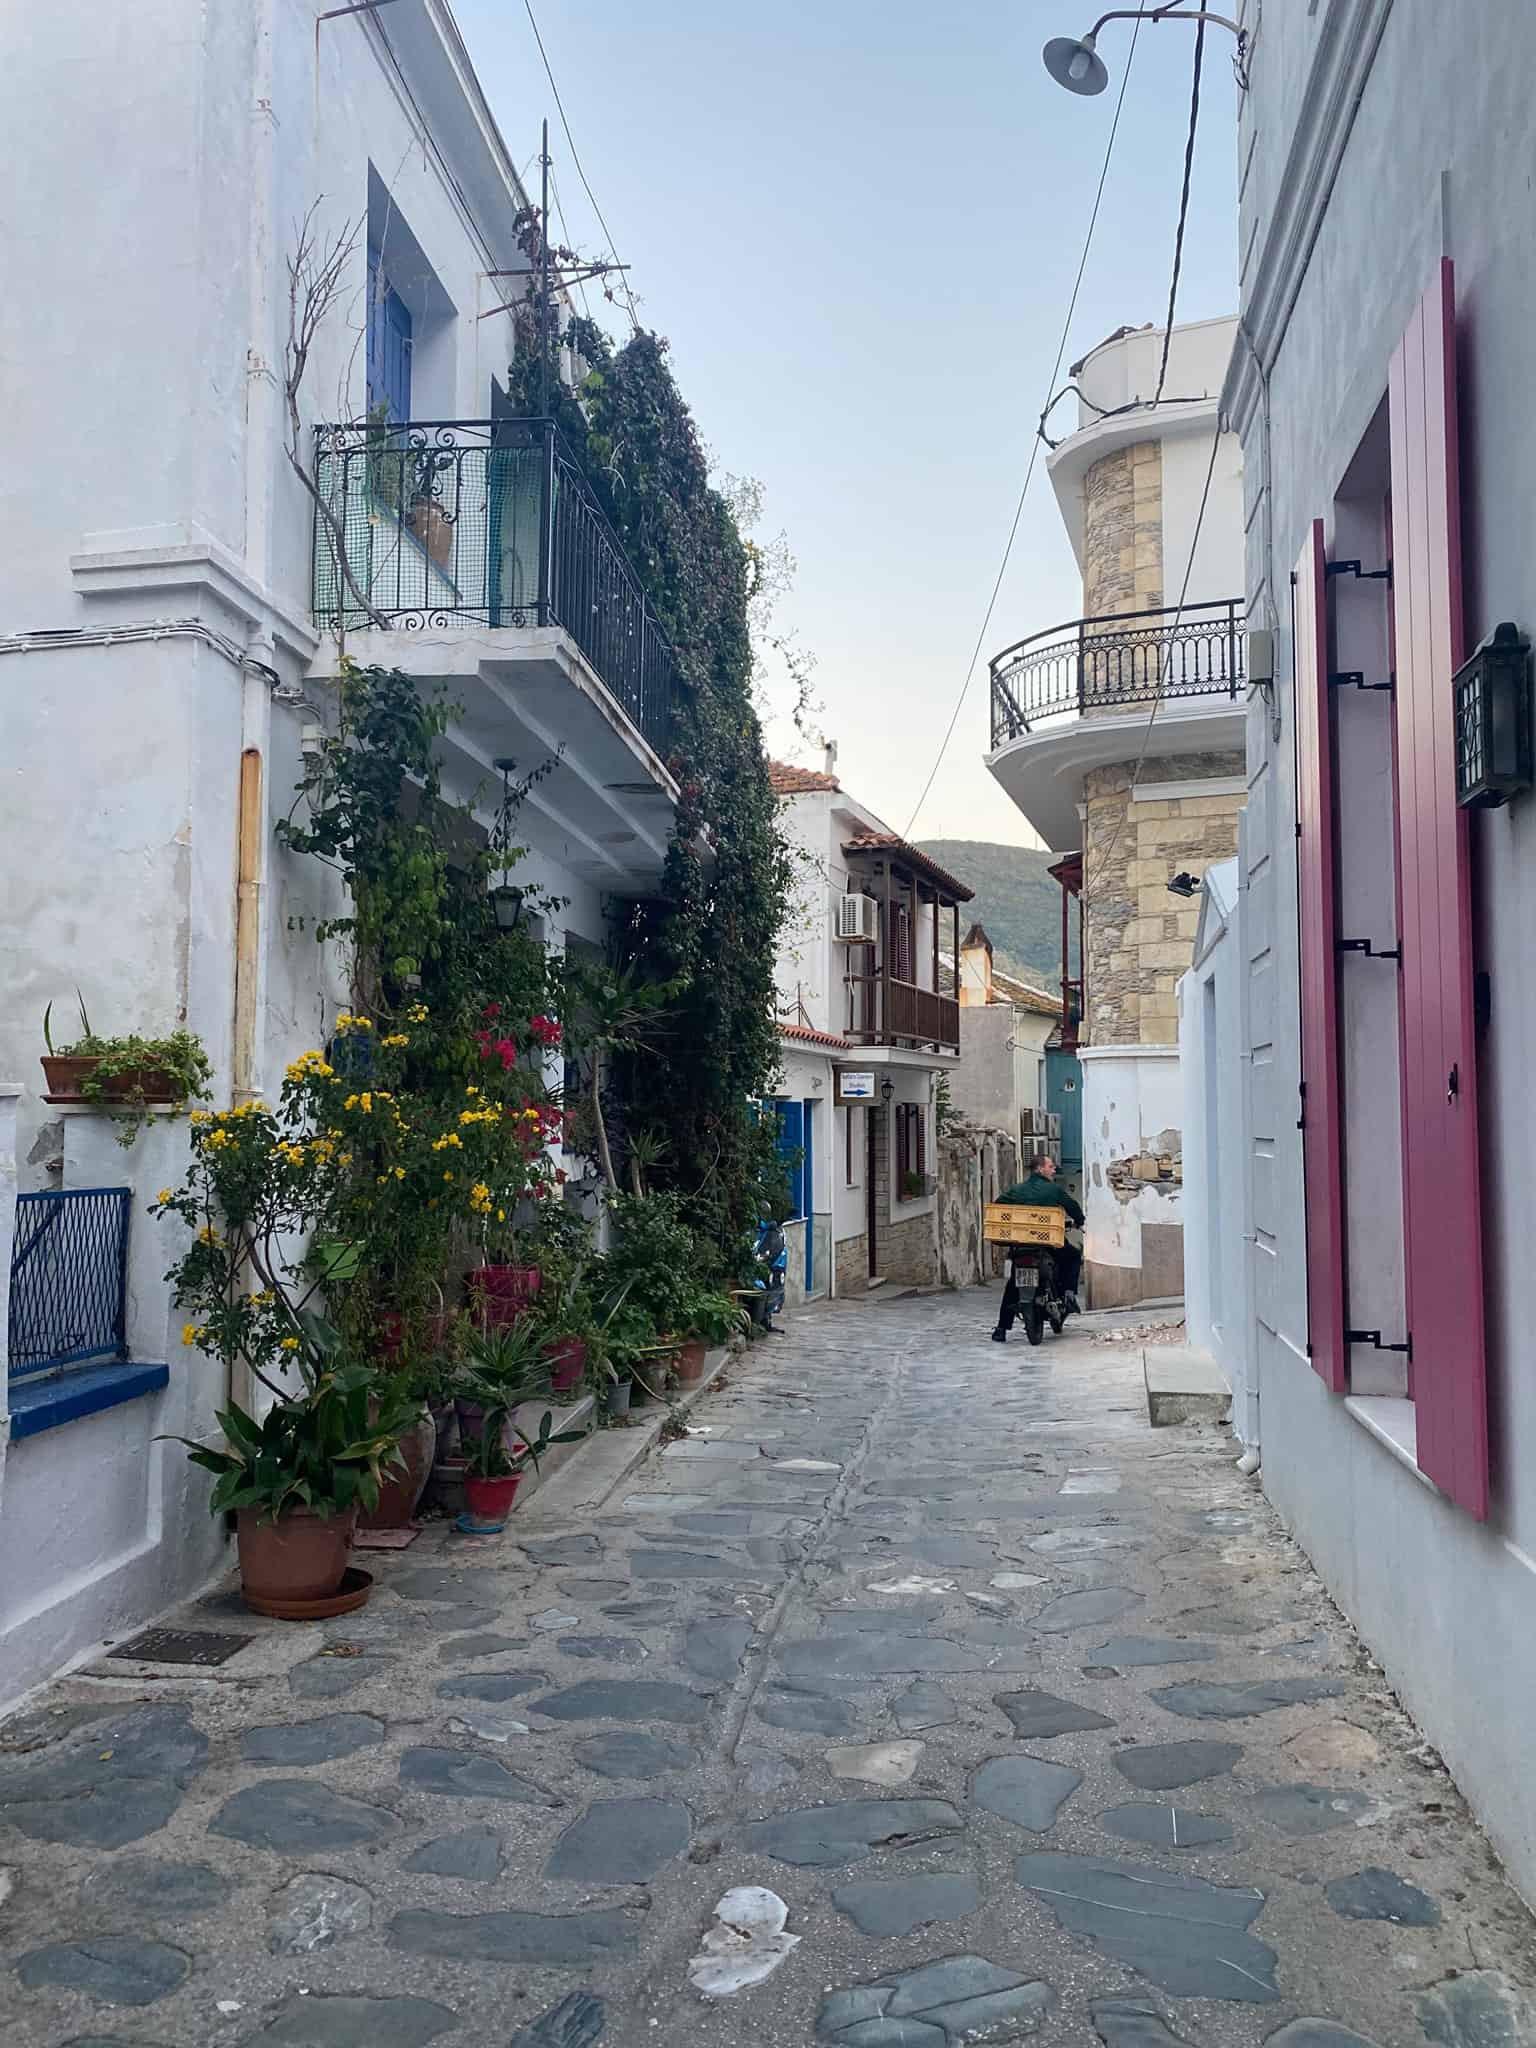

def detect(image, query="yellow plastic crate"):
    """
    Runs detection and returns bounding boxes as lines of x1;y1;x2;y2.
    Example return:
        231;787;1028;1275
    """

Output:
984;1202;1066;1248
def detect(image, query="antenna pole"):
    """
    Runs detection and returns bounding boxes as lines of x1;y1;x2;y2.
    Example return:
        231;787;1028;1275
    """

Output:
538;119;551;417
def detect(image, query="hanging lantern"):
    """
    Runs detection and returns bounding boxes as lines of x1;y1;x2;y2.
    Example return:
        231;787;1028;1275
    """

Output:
1454;622;1533;808
489;756;523;928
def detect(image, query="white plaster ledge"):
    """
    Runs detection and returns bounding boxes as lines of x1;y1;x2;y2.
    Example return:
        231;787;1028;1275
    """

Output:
71;524;319;661
1344;1395;1436;1495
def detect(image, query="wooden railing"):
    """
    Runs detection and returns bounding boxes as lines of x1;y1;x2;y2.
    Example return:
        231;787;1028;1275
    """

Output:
845;976;960;1051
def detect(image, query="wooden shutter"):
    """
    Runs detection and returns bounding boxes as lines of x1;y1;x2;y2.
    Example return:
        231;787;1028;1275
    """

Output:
1388;258;1489;1519
1293;519;1347;1390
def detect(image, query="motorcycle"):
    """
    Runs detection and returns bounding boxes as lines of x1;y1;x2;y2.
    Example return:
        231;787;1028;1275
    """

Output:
1007;1243;1071;1346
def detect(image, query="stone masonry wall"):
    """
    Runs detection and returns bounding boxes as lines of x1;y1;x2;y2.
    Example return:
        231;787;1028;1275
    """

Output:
1083;752;1245;1046
1082;441;1163;621
879;1211;940;1287
834;1232;867;1295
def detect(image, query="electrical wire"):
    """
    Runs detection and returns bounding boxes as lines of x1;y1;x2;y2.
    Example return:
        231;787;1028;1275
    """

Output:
1082;416;1224;895
901;4;1149;841
549;169;595;322
1151;9;1206;406
522;0;641;329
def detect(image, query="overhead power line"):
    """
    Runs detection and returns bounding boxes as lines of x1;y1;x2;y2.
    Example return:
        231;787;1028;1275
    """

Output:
902;4;1149;842
1152;9;1207;406
522;0;641;329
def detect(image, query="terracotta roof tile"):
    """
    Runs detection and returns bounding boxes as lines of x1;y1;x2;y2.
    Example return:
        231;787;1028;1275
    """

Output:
779;1022;852;1050
842;833;975;902
768;759;840;793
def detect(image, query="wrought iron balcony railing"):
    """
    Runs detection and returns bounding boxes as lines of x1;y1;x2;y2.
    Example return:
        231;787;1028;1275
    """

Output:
312;417;679;757
9;1187;130;1379
989;598;1245;750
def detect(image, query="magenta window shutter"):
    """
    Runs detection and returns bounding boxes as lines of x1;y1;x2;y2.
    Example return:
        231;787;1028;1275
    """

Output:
1388;258;1489;1520
1293;519;1346;1391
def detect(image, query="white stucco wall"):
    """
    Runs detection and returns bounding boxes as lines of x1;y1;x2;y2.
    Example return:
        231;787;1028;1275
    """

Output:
1179;865;1251;1441
0;1;650;1708
1229;0;1536;1900
1079;1046;1183;1303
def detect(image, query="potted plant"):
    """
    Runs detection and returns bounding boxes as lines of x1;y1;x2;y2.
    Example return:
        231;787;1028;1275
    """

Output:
41;995;212;1142
674;1288;750;1385
164;1337;416;1612
407;448;456;569
460;1398;589;1528
456;1314;552;1442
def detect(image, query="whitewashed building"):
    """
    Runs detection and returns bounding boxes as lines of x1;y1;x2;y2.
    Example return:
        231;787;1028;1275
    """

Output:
0;1;684;1706
769;757;973;1300
985;318;1247;1307
1225;0;1536;1902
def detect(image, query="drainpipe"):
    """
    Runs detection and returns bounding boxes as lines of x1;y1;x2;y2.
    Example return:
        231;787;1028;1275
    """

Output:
228;0;281;1419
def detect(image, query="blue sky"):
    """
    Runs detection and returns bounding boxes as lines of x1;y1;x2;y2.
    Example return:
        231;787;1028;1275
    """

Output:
454;0;1239;844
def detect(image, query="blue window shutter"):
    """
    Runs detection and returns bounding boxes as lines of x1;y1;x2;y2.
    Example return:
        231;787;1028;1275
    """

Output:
366;245;413;422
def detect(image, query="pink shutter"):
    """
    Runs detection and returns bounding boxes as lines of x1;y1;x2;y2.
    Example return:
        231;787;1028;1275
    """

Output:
1293;519;1346;1391
1388;258;1489;1520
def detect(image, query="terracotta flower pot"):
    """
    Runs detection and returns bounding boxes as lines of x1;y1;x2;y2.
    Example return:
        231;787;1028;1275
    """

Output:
673;1340;709;1386
360;1406;436;1531
40;1054;181;1106
464;1470;523;1524
469;1264;542;1329
545;1337;587;1396
408;497;454;569
237;1503;356;1608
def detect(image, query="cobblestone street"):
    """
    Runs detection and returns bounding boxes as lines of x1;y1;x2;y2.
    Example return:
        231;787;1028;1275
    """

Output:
4;1289;1534;2047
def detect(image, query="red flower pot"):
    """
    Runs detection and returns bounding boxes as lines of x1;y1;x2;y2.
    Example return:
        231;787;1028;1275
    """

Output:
545;1337;587;1396
673;1340;709;1386
469;1264;542;1328
463;1471;524;1524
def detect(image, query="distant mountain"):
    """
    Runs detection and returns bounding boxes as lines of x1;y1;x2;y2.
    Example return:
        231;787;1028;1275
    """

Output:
917;840;1069;985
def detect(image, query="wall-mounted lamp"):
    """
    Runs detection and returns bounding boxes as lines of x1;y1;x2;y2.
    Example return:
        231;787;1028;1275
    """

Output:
880;1077;896;1104
1454;622;1533;809
1044;8;1246;97
1166;871;1200;899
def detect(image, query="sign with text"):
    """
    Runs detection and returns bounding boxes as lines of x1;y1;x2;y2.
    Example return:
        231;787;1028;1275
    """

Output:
834;1069;877;1103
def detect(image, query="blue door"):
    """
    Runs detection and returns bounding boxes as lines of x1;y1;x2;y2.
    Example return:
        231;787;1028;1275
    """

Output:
1045;1049;1082;1168
773;1099;817;1294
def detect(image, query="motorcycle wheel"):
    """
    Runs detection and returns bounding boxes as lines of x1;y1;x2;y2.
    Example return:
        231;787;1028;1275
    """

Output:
1024;1300;1045;1346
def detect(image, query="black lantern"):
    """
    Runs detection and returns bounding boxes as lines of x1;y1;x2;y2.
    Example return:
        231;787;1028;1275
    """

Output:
880;1077;895;1104
490;756;523;929
1454;622;1533;809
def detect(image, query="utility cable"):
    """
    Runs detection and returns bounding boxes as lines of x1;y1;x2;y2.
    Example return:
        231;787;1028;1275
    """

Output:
1082;415;1224;895
901;3;1149;841
522;0;641;329
1151;9;1206;405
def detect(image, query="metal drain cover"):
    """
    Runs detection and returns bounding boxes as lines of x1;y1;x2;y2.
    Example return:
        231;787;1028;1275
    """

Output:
106;1627;255;1667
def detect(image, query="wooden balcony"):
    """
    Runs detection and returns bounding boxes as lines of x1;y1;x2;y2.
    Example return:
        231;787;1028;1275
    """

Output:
845;974;961;1054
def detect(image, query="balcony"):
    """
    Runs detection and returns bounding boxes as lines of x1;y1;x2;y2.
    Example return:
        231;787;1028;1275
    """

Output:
986;598;1247;849
838;838;972;1058
309;418;685;885
844;976;961;1055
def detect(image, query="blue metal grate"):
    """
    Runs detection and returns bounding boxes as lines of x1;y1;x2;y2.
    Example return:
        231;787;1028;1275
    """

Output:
8;1188;130;1379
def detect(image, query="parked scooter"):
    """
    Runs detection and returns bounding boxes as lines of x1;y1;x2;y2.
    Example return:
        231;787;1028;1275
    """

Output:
748;1218;788;1332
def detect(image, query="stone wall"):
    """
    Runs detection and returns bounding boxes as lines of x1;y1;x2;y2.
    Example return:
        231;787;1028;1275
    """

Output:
834;1232;867;1294
1082;441;1163;621
1083;753;1245;1046
938;1125;1020;1288
879;1211;940;1287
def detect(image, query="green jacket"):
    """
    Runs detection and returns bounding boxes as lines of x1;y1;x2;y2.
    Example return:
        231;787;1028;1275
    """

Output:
997;1174;1084;1227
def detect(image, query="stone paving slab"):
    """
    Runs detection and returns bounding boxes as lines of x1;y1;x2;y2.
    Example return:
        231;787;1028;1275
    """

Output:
3;1287;1535;2046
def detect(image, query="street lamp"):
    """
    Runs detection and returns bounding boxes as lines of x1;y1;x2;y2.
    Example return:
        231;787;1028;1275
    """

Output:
1044;8;1246;97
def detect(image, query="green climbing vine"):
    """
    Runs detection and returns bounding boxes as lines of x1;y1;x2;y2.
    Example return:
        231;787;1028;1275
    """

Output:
504;229;794;1274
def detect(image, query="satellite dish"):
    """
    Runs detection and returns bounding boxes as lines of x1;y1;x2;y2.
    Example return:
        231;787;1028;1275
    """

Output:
1043;33;1110;95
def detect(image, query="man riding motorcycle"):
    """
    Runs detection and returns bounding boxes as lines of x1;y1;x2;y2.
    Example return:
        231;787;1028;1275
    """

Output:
992;1151;1084;1342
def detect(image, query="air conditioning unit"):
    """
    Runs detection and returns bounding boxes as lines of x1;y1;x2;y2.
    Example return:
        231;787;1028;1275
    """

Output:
836;893;879;944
